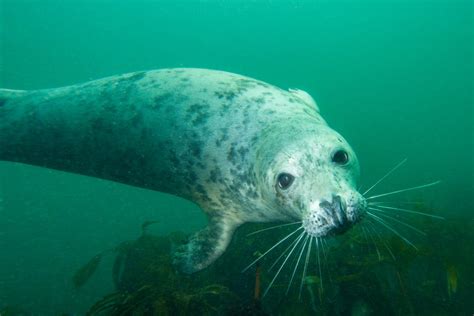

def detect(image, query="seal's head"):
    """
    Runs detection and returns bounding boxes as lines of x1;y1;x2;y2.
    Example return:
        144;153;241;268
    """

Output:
260;124;366;237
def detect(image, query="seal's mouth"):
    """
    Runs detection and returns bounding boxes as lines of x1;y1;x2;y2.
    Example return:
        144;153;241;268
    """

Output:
302;195;358;237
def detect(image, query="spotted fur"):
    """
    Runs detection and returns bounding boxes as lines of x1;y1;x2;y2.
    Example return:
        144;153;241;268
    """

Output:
0;68;364;273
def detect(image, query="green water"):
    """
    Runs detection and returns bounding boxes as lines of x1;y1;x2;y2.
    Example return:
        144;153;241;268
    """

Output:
0;0;472;314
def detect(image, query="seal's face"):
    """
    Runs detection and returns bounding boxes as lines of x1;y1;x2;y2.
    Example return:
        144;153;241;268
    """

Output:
266;127;366;237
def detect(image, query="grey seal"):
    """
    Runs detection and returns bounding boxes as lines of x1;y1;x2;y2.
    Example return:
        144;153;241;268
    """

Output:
0;68;366;273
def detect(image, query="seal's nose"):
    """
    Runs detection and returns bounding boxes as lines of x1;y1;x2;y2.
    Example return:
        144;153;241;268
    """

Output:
319;195;350;234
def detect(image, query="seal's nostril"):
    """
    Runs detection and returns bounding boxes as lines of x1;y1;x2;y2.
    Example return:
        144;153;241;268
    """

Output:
319;199;331;209
334;207;348;227
318;195;349;229
305;195;357;237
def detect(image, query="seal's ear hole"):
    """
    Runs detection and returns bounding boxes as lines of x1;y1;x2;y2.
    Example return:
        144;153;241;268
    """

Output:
332;150;349;165
277;173;295;190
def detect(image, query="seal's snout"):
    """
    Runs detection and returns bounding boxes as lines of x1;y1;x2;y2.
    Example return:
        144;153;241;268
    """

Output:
319;195;350;235
302;194;363;237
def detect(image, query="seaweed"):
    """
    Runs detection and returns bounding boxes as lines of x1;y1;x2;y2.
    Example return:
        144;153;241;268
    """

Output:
73;254;103;289
72;211;473;315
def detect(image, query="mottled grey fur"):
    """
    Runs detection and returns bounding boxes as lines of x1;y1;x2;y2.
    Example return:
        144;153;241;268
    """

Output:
0;68;365;273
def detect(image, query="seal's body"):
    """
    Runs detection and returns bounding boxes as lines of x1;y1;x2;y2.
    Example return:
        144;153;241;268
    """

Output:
0;68;366;273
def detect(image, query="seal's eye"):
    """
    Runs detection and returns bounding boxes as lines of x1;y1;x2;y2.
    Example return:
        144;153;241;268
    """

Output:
277;173;295;190
332;150;349;165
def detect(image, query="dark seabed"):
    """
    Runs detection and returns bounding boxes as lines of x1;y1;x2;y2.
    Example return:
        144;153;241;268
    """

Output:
0;0;472;315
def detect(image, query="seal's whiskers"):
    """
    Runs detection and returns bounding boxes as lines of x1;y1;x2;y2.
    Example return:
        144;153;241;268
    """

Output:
298;235;313;300
368;207;427;235
315;237;323;293
361;223;382;260
269;231;304;272
367;212;418;250
370;201;424;205
368;204;445;220
246;221;302;237
320;237;328;261
263;232;306;298
362;158;407;196
366;221;396;260
243;160;443;298
366;180;441;200
286;235;309;295
360;226;373;254
242;227;303;273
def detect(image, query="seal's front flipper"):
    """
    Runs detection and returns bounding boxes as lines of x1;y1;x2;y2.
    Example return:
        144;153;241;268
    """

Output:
173;216;239;274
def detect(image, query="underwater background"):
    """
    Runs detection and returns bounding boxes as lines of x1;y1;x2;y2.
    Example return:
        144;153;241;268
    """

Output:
0;0;472;314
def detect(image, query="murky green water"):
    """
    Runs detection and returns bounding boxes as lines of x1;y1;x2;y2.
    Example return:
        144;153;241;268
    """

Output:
0;0;472;314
